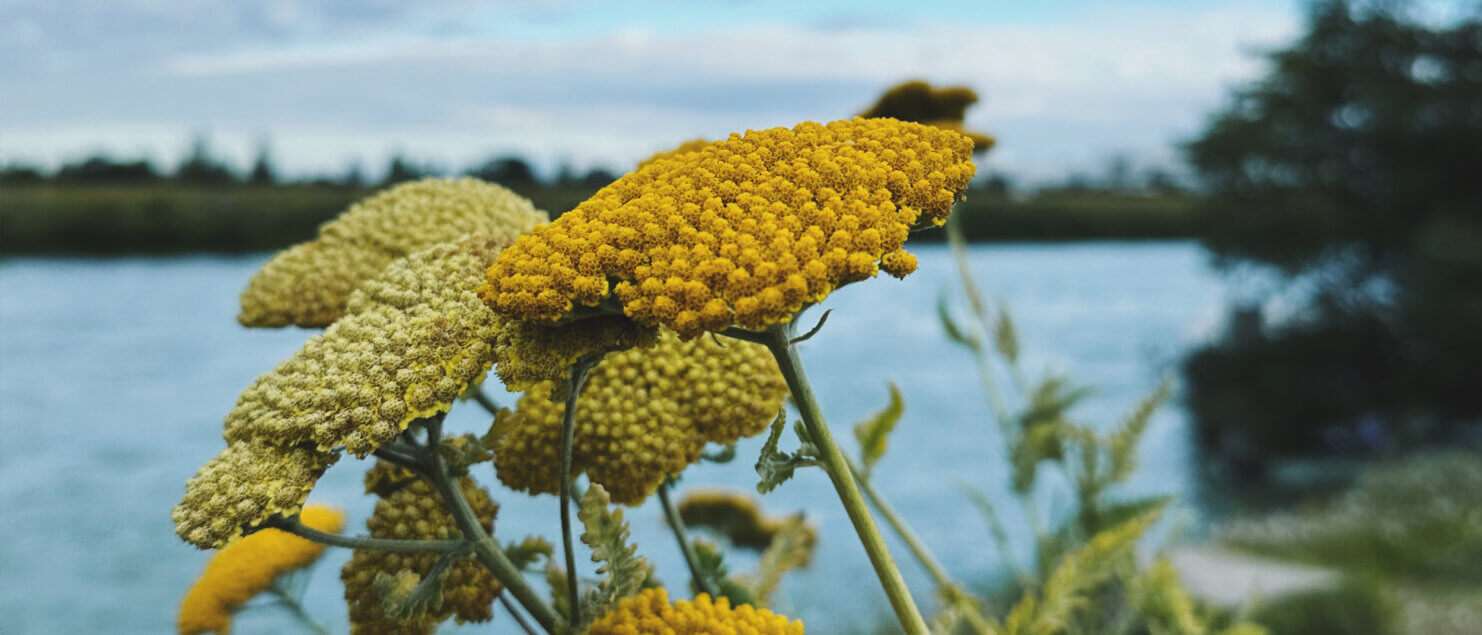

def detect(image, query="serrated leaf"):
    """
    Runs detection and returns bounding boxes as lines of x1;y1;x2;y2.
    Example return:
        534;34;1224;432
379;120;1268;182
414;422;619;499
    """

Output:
1029;510;1162;634
504;536;554;572
1011;422;1067;494
755;412;819;494
748;515;817;607
1107;379;1172;485
939;294;980;351
853;382;904;476
577;484;653;626
1020;376;1094;432
995;305;1020;364
374;569;444;621
691;540;756;607
1083;496;1173;538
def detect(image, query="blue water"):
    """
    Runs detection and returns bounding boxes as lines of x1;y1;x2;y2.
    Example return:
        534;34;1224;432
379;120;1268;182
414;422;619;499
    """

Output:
0;242;1229;634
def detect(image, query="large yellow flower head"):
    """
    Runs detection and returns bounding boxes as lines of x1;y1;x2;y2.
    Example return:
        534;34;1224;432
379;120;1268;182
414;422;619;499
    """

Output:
178;504;345;635
342;466;502;634
587;588;804;634
173;441;339;549
223;235;509;457
495;333;787;504
239;177;547;328
480;118;975;338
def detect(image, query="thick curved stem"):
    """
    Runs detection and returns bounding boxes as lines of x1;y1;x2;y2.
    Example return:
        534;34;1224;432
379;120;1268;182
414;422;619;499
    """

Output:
658;480;718;597
558;354;602;628
757;324;928;635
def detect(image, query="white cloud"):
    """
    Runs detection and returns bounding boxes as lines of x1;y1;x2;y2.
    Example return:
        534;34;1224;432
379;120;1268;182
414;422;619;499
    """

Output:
1;3;1300;183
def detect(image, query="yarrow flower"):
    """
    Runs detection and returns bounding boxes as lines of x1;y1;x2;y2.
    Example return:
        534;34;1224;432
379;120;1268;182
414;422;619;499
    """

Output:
858;81;996;153
342;463;502;634
223;235;511;458
636;138;711;169
586;588;804;634
178;504;345;634
173;441;339;548
494;332;787;504
239;177;547;328
479;117;976;338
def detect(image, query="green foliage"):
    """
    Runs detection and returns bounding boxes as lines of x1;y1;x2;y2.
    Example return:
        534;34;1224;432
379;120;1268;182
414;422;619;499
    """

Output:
1244;580;1394;635
700;443;738;464
754;412;820;494
690;541;757;607
746;516;817;606
853;383;904;477
994;306;1020;365
998;512;1157;634
576;485;653;627
504;536;553;572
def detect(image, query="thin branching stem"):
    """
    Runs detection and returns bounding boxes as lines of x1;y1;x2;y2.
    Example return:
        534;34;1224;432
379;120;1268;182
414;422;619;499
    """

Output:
748;322;928;635
470;388;502;418
262;516;463;553
266;579;329;635
426;449;563;633
946;212;1012;435
848;459;994;634
500;593;540;635
558;353;603;628
657;479;718;597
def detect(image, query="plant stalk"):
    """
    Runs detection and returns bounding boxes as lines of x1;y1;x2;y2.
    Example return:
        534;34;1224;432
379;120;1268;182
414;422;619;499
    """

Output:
558;355;600;628
428;451;563;633
657;480;719;597
757;323;928;635
263;516;463;554
848;459;994;634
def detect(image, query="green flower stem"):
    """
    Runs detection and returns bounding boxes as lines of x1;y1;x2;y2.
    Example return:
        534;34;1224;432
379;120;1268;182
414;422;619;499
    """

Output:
558;353;603;629
499;593;540;635
266;579;329;635
426;449;564;633
263;516;464;553
945;212;1011;435
847;459;995;635
657;479;719;597
470;387;502;417
756;323;929;635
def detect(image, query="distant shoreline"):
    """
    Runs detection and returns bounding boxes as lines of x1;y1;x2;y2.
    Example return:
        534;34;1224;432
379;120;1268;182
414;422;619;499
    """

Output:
0;184;1198;255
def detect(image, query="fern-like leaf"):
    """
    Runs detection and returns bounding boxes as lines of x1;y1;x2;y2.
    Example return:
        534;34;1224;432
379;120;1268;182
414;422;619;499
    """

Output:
1107;379;1172;485
577;484;652;626
755;411;819;493
1028;510;1162;634
853;382;904;477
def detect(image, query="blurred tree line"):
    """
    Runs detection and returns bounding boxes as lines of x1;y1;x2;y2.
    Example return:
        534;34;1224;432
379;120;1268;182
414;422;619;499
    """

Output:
0;134;618;190
1184;0;1482;486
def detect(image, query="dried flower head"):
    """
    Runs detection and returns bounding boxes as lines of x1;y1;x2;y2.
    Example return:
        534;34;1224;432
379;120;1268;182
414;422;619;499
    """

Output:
480;117;975;338
677;489;814;551
239;178;546;328
173;441;339;549
494;333;786;504
178;504;345;634
224;236;509;457
342;468;501;634
859;81;995;153
586;588;804;634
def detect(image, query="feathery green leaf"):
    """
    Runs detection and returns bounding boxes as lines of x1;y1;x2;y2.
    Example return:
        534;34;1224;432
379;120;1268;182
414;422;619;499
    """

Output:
853;382;905;476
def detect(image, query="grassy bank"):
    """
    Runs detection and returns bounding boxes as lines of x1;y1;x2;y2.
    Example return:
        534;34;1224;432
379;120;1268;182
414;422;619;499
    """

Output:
0;184;1197;255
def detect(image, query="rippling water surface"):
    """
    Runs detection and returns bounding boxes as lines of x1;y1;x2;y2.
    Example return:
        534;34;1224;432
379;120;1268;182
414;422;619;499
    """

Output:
0;242;1228;633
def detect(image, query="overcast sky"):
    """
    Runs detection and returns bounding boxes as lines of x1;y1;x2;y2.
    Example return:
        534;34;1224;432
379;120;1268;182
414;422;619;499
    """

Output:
2;0;1313;183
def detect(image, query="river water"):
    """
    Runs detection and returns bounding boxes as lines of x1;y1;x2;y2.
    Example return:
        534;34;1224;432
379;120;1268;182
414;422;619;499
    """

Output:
0;242;1230;633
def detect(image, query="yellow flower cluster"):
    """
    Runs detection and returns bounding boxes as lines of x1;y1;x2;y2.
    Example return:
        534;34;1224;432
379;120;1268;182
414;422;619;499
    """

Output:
173;441;339;548
858;81;995;154
495;333;787;504
223;236;509;457
239;178;547;328
587;588;804;635
342;466;501;634
677;489;814;551
178;504;345;635
636;138;711;169
480;118;976;338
